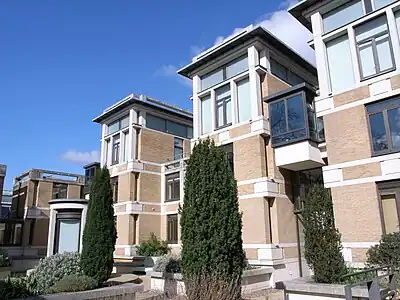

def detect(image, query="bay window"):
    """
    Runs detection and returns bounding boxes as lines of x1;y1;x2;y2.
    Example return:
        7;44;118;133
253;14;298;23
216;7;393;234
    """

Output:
237;77;251;123
367;97;400;155
355;15;395;80
326;34;355;93
215;84;232;129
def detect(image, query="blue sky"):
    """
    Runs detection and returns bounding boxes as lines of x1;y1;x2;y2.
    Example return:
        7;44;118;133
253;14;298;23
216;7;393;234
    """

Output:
0;0;313;189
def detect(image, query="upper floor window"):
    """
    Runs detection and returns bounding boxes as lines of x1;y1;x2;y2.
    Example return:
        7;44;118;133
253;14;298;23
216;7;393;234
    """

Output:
146;114;193;139
355;15;395;80
221;143;234;172
201;56;248;91
112;134;120;165
174;138;183;160
111;177;118;203
367;97;400;155
270;58;305;86
322;0;364;33
201;95;212;135
215;84;232;129
53;183;68;199
107;116;129;136
167;214;178;244
166;173;180;202
237;77;251;123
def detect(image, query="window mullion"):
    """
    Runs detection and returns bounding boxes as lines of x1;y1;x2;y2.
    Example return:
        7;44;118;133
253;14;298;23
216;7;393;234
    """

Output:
371;38;381;74
284;98;289;133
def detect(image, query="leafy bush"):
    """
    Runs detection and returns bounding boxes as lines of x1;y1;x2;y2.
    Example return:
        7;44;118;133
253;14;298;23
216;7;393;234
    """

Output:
81;166;117;284
181;139;244;300
367;232;400;269
136;233;170;257
303;184;347;283
26;252;82;295
46;275;98;294
0;249;11;267
0;277;31;299
153;254;181;273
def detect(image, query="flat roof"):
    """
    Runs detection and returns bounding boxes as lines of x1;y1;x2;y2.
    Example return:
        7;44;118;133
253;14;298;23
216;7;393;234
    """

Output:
178;25;317;78
93;93;193;124
288;0;319;31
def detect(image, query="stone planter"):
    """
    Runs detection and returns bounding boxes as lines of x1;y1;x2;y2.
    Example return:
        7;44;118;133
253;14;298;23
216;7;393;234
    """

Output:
151;267;274;296
131;256;161;275
0;266;11;279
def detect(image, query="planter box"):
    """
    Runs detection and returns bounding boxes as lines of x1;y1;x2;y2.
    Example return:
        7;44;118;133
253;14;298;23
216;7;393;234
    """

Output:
279;277;375;300
131;256;161;275
0;266;11;279
151;267;274;297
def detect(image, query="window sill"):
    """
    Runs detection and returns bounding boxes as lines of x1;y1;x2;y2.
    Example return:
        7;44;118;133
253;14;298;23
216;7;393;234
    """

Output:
371;149;400;158
165;199;180;203
360;68;396;82
215;123;232;131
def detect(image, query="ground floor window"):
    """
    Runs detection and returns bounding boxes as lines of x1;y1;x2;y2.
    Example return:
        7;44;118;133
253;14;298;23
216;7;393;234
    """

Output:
0;221;23;245
292;168;324;213
378;181;400;234
167;214;178;244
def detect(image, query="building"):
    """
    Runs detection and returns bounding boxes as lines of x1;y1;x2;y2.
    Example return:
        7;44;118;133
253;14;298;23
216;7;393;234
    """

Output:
93;93;193;258
178;25;323;280
289;0;400;265
1;190;12;219
0;168;84;271
0;164;7;217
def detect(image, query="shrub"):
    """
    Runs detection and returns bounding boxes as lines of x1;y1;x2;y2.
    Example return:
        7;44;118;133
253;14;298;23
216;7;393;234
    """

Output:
367;232;400;270
181;139;245;300
153;254;181;273
0;249;11;267
303;184;347;283
26;252;82;295
81;166;117;283
0;277;31;299
46;275;98;294
136;233;170;257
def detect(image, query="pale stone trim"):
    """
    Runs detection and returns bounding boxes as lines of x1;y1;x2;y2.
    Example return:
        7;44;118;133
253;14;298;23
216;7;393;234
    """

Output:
323;152;400;171
325;173;400;188
237;177;284;186
239;192;289;200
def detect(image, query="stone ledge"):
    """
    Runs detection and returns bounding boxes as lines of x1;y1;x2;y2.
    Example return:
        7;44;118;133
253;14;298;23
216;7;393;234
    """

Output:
22;283;144;300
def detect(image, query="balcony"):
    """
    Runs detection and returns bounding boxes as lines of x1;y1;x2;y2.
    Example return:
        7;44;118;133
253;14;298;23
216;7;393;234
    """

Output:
266;83;325;171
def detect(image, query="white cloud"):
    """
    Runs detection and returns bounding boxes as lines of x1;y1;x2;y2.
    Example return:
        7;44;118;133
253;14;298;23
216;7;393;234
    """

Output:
213;0;315;65
190;45;205;56
154;64;192;87
61;150;100;164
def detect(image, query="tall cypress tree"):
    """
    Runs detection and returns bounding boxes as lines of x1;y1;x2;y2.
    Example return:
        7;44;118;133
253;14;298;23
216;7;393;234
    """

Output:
81;167;117;283
303;184;347;283
181;139;244;299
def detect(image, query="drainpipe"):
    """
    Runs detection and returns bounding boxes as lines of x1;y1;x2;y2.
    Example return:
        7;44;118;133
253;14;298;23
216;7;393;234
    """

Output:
296;214;303;277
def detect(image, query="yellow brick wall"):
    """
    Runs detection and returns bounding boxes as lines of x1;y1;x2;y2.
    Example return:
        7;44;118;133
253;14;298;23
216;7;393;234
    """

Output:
140;128;174;163
116;214;136;245
37;181;53;207
67;184;81;199
32;219;49;246
139;173;160;203
342;163;382;181
333;86;370;107
138;214;161;242
239;197;270;244
391;74;400;90
118;172;136;202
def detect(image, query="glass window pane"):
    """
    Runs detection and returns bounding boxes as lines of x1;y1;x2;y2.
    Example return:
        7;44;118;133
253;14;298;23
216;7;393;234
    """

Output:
201;95;212;134
358;41;376;78
187;127;193;139
369;112;388;152
174;147;183;160
326;34;355;93
395;10;400;38
226;98;232;124
288;72;304;86
57;219;80;254
356;15;388;42
381;194;399;234
167;121;187;138
226;56;248;79
237;77;251;122
388;108;400;149
368;97;400;112
307;103;317;140
376;34;394;71
123;132;129;162
146;114;166;132
270;101;287;136
120;116;129;129
217;103;224;128
270;58;287;82
374;0;393;10
216;84;231;128
323;0;364;33
287;95;305;131
108;121;119;135
201;69;224;91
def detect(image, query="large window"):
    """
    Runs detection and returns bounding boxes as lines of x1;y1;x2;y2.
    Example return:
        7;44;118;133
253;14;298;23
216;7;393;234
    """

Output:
322;0;364;33
201;56;248;91
107;115;129;135
112;134;120;165
0;221;23;246
146;114;193;139
201;95;212;134
166;173;180;201
174;138;183;160
269;86;321;147
237;77;251;122
326;34;355;93
221;143;234;172
355;16;395;80
367;97;400;155
215;84;232;129
53;183;68;199
123;131;129;162
167;214;178;244
270;58;305;86
111;177;118;203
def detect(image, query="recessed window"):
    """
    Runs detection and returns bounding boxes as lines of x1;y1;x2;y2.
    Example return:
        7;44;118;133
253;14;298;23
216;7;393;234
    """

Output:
53;183;68;199
326;34;355;93
378;182;400;234
322;0;364;33
167;214;178;244
112;134;120;165
201;94;212;134
112;177;118;203
355;15;395;80
215;84;232;129
367;97;400;155
237;77;251;123
107;116;129;135
146;114;193;139
174;138;183;161
270;58;305;86
166;173;180;202
221;143;234;172
123;131;129;162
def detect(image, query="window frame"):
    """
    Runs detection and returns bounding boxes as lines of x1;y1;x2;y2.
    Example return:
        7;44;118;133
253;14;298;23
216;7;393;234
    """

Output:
106;115;129;137
146;113;193;139
52;183;68;199
166;214;178;244
355;16;396;81
270;57;306;87
111;177;118;204
165;172;180;202
215;85;232;130
111;134;120;165
366;97;400;156
377;182;400;234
